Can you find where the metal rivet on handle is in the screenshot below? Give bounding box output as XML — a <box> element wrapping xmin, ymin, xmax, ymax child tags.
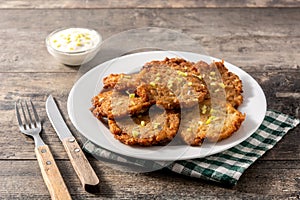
<box><xmin>46</xmin><ymin>161</ymin><xmax>51</xmax><ymax>165</ymax></box>
<box><xmin>41</xmin><ymin>149</ymin><xmax>47</xmax><ymax>153</ymax></box>
<box><xmin>69</xmin><ymin>138</ymin><xmax>75</xmax><ymax>143</ymax></box>
<box><xmin>74</xmin><ymin>148</ymin><xmax>80</xmax><ymax>152</ymax></box>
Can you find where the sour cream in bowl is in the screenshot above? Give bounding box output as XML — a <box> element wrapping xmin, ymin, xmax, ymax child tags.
<box><xmin>46</xmin><ymin>28</ymin><xmax>102</xmax><ymax>66</ymax></box>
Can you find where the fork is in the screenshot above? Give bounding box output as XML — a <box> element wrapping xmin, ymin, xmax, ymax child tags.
<box><xmin>16</xmin><ymin>100</ymin><xmax>72</xmax><ymax>200</ymax></box>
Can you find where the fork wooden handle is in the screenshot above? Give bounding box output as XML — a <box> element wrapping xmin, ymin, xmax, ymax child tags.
<box><xmin>62</xmin><ymin>137</ymin><xmax>99</xmax><ymax>190</ymax></box>
<box><xmin>35</xmin><ymin>145</ymin><xmax>72</xmax><ymax>200</ymax></box>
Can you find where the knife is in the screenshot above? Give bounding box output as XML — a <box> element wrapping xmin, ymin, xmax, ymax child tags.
<box><xmin>46</xmin><ymin>95</ymin><xmax>99</xmax><ymax>190</ymax></box>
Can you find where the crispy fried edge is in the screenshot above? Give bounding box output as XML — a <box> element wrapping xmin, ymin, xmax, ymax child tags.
<box><xmin>108</xmin><ymin>110</ymin><xmax>180</xmax><ymax>146</ymax></box>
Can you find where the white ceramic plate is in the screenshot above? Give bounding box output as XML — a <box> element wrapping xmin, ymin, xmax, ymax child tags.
<box><xmin>68</xmin><ymin>51</ymin><xmax>267</xmax><ymax>161</ymax></box>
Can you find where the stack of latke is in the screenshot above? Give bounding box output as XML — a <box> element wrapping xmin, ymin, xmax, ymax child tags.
<box><xmin>91</xmin><ymin>58</ymin><xmax>245</xmax><ymax>146</ymax></box>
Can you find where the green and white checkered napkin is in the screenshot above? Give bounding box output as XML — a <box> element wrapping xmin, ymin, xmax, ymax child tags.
<box><xmin>83</xmin><ymin>110</ymin><xmax>299</xmax><ymax>186</ymax></box>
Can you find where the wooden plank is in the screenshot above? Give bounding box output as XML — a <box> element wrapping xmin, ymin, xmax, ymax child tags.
<box><xmin>1</xmin><ymin>5</ymin><xmax>299</xmax><ymax>200</ymax></box>
<box><xmin>0</xmin><ymin>0</ymin><xmax>300</xmax><ymax>9</ymax></box>
<box><xmin>0</xmin><ymin>9</ymin><xmax>299</xmax><ymax>160</ymax></box>
<box><xmin>0</xmin><ymin>160</ymin><xmax>299</xmax><ymax>199</ymax></box>
<box><xmin>0</xmin><ymin>72</ymin><xmax>76</xmax><ymax>160</ymax></box>
<box><xmin>0</xmin><ymin>8</ymin><xmax>299</xmax><ymax>73</ymax></box>
<box><xmin>1</xmin><ymin>72</ymin><xmax>299</xmax><ymax>160</ymax></box>
<box><xmin>0</xmin><ymin>7</ymin><xmax>299</xmax><ymax>199</ymax></box>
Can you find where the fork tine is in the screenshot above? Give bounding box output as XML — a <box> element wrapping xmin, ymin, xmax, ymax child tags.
<box><xmin>25</xmin><ymin>101</ymin><xmax>32</xmax><ymax>124</ymax></box>
<box><xmin>30</xmin><ymin>100</ymin><xmax>40</xmax><ymax>124</ymax></box>
<box><xmin>25</xmin><ymin>100</ymin><xmax>34</xmax><ymax>128</ymax></box>
<box><xmin>15</xmin><ymin>101</ymin><xmax>23</xmax><ymax>127</ymax></box>
<box><xmin>20</xmin><ymin>101</ymin><xmax>28</xmax><ymax>127</ymax></box>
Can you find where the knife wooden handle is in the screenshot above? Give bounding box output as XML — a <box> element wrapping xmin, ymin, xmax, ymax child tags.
<box><xmin>62</xmin><ymin>137</ymin><xmax>99</xmax><ymax>190</ymax></box>
<box><xmin>35</xmin><ymin>145</ymin><xmax>72</xmax><ymax>200</ymax></box>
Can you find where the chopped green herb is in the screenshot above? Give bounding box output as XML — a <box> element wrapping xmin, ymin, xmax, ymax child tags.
<box><xmin>150</xmin><ymin>82</ymin><xmax>156</xmax><ymax>87</ymax></box>
<box><xmin>132</xmin><ymin>130</ymin><xmax>139</xmax><ymax>138</ymax></box>
<box><xmin>205</xmin><ymin>116</ymin><xmax>216</xmax><ymax>124</ymax></box>
<box><xmin>218</xmin><ymin>83</ymin><xmax>226</xmax><ymax>88</ymax></box>
<box><xmin>201</xmin><ymin>105</ymin><xmax>207</xmax><ymax>114</ymax></box>
<box><xmin>177</xmin><ymin>71</ymin><xmax>188</xmax><ymax>77</ymax></box>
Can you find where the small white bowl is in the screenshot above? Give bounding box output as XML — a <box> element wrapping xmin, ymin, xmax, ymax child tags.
<box><xmin>46</xmin><ymin>28</ymin><xmax>102</xmax><ymax>66</ymax></box>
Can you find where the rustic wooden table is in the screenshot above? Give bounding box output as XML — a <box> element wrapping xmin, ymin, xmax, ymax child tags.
<box><xmin>1</xmin><ymin>1</ymin><xmax>299</xmax><ymax>199</ymax></box>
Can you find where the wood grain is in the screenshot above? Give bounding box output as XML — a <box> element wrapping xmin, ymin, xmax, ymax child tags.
<box><xmin>35</xmin><ymin>145</ymin><xmax>72</xmax><ymax>200</ymax></box>
<box><xmin>1</xmin><ymin>71</ymin><xmax>299</xmax><ymax>160</ymax></box>
<box><xmin>0</xmin><ymin>9</ymin><xmax>299</xmax><ymax>73</ymax></box>
<box><xmin>1</xmin><ymin>6</ymin><xmax>299</xmax><ymax>200</ymax></box>
<box><xmin>62</xmin><ymin>137</ymin><xmax>99</xmax><ymax>190</ymax></box>
<box><xmin>0</xmin><ymin>160</ymin><xmax>299</xmax><ymax>199</ymax></box>
<box><xmin>0</xmin><ymin>0</ymin><xmax>299</xmax><ymax>9</ymax></box>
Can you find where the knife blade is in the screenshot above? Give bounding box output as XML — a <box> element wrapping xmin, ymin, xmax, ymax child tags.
<box><xmin>46</xmin><ymin>95</ymin><xmax>99</xmax><ymax>190</ymax></box>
